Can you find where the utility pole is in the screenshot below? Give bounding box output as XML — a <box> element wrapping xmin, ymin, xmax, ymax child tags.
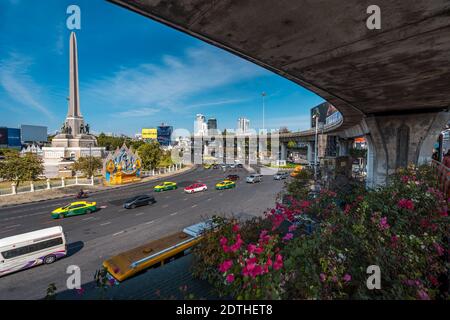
<box><xmin>313</xmin><ymin>114</ymin><xmax>319</xmax><ymax>181</ymax></box>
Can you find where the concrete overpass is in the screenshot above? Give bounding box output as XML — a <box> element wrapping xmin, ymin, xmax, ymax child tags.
<box><xmin>108</xmin><ymin>0</ymin><xmax>450</xmax><ymax>185</ymax></box>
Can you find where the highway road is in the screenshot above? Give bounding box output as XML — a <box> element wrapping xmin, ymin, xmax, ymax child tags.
<box><xmin>0</xmin><ymin>166</ymin><xmax>284</xmax><ymax>299</ymax></box>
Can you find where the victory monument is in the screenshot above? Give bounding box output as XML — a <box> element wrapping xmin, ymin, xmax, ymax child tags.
<box><xmin>43</xmin><ymin>32</ymin><xmax>104</xmax><ymax>177</ymax></box>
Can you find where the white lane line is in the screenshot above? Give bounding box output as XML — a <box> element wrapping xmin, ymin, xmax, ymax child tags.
<box><xmin>191</xmin><ymin>204</ymin><xmax>198</xmax><ymax>208</ymax></box>
<box><xmin>5</xmin><ymin>224</ymin><xmax>20</xmax><ymax>229</ymax></box>
<box><xmin>145</xmin><ymin>220</ymin><xmax>155</xmax><ymax>225</ymax></box>
<box><xmin>170</xmin><ymin>212</ymin><xmax>178</xmax><ymax>216</ymax></box>
<box><xmin>100</xmin><ymin>222</ymin><xmax>111</xmax><ymax>226</ymax></box>
<box><xmin>183</xmin><ymin>198</ymin><xmax>188</xmax><ymax>201</ymax></box>
<box><xmin>135</xmin><ymin>212</ymin><xmax>145</xmax><ymax>216</ymax></box>
<box><xmin>207</xmin><ymin>198</ymin><xmax>212</xmax><ymax>201</ymax></box>
<box><xmin>162</xmin><ymin>204</ymin><xmax>169</xmax><ymax>208</ymax></box>
<box><xmin>113</xmin><ymin>230</ymin><xmax>125</xmax><ymax>236</ymax></box>
<box><xmin>82</xmin><ymin>217</ymin><xmax>95</xmax><ymax>221</ymax></box>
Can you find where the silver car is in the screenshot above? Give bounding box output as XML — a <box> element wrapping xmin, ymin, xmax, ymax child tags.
<box><xmin>246</xmin><ymin>174</ymin><xmax>262</xmax><ymax>183</ymax></box>
<box><xmin>274</xmin><ymin>172</ymin><xmax>289</xmax><ymax>180</ymax></box>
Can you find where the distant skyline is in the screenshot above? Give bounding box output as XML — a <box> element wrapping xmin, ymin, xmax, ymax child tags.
<box><xmin>0</xmin><ymin>0</ymin><xmax>324</xmax><ymax>136</ymax></box>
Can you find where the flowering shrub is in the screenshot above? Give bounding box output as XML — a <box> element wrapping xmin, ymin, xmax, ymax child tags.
<box><xmin>192</xmin><ymin>165</ymin><xmax>448</xmax><ymax>300</ymax></box>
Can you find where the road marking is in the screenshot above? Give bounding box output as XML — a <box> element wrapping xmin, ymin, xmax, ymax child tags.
<box><xmin>170</xmin><ymin>212</ymin><xmax>178</xmax><ymax>216</ymax></box>
<box><xmin>145</xmin><ymin>220</ymin><xmax>155</xmax><ymax>225</ymax></box>
<box><xmin>191</xmin><ymin>204</ymin><xmax>198</xmax><ymax>208</ymax></box>
<box><xmin>5</xmin><ymin>224</ymin><xmax>20</xmax><ymax>229</ymax></box>
<box><xmin>100</xmin><ymin>222</ymin><xmax>111</xmax><ymax>226</ymax></box>
<box><xmin>82</xmin><ymin>217</ymin><xmax>95</xmax><ymax>221</ymax></box>
<box><xmin>183</xmin><ymin>198</ymin><xmax>188</xmax><ymax>201</ymax></box>
<box><xmin>207</xmin><ymin>198</ymin><xmax>212</xmax><ymax>201</ymax></box>
<box><xmin>162</xmin><ymin>204</ymin><xmax>169</xmax><ymax>208</ymax></box>
<box><xmin>113</xmin><ymin>230</ymin><xmax>125</xmax><ymax>236</ymax></box>
<box><xmin>219</xmin><ymin>193</ymin><xmax>224</xmax><ymax>196</ymax></box>
<box><xmin>135</xmin><ymin>212</ymin><xmax>145</xmax><ymax>216</ymax></box>
<box><xmin>118</xmin><ymin>209</ymin><xmax>126</xmax><ymax>212</ymax></box>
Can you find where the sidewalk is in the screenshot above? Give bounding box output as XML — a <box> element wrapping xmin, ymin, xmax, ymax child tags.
<box><xmin>0</xmin><ymin>165</ymin><xmax>194</xmax><ymax>208</ymax></box>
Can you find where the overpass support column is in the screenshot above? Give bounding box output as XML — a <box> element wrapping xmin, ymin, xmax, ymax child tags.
<box><xmin>307</xmin><ymin>141</ymin><xmax>314</xmax><ymax>163</ymax></box>
<box><xmin>338</xmin><ymin>139</ymin><xmax>351</xmax><ymax>156</ymax></box>
<box><xmin>280</xmin><ymin>142</ymin><xmax>287</xmax><ymax>161</ymax></box>
<box><xmin>364</xmin><ymin>110</ymin><xmax>449</xmax><ymax>187</ymax></box>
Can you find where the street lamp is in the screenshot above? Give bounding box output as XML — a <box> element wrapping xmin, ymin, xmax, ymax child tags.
<box><xmin>312</xmin><ymin>114</ymin><xmax>319</xmax><ymax>181</ymax></box>
<box><xmin>261</xmin><ymin>92</ymin><xmax>266</xmax><ymax>132</ymax></box>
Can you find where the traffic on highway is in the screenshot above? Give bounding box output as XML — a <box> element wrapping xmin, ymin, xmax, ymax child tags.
<box><xmin>0</xmin><ymin>166</ymin><xmax>285</xmax><ymax>298</ymax></box>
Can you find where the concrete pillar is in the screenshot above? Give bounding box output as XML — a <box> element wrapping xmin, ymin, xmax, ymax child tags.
<box><xmin>91</xmin><ymin>176</ymin><xmax>94</xmax><ymax>186</ymax></box>
<box><xmin>11</xmin><ymin>183</ymin><xmax>16</xmax><ymax>195</ymax></box>
<box><xmin>364</xmin><ymin>110</ymin><xmax>449</xmax><ymax>187</ymax></box>
<box><xmin>61</xmin><ymin>177</ymin><xmax>65</xmax><ymax>187</ymax></box>
<box><xmin>30</xmin><ymin>182</ymin><xmax>34</xmax><ymax>192</ymax></box>
<box><xmin>280</xmin><ymin>142</ymin><xmax>287</xmax><ymax>161</ymax></box>
<box><xmin>307</xmin><ymin>141</ymin><xmax>314</xmax><ymax>163</ymax></box>
<box><xmin>338</xmin><ymin>139</ymin><xmax>351</xmax><ymax>156</ymax></box>
<box><xmin>75</xmin><ymin>176</ymin><xmax>79</xmax><ymax>185</ymax></box>
<box><xmin>46</xmin><ymin>178</ymin><xmax>51</xmax><ymax>189</ymax></box>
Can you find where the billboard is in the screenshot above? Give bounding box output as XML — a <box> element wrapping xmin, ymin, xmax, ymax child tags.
<box><xmin>0</xmin><ymin>128</ymin><xmax>8</xmax><ymax>145</ymax></box>
<box><xmin>310</xmin><ymin>102</ymin><xmax>330</xmax><ymax>128</ymax></box>
<box><xmin>21</xmin><ymin>125</ymin><xmax>47</xmax><ymax>142</ymax></box>
<box><xmin>141</xmin><ymin>128</ymin><xmax>157</xmax><ymax>139</ymax></box>
<box><xmin>157</xmin><ymin>125</ymin><xmax>173</xmax><ymax>146</ymax></box>
<box><xmin>7</xmin><ymin>128</ymin><xmax>21</xmax><ymax>147</ymax></box>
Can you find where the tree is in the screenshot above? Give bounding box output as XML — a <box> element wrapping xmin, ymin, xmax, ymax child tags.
<box><xmin>137</xmin><ymin>142</ymin><xmax>163</xmax><ymax>170</ymax></box>
<box><xmin>72</xmin><ymin>156</ymin><xmax>103</xmax><ymax>177</ymax></box>
<box><xmin>287</xmin><ymin>140</ymin><xmax>297</xmax><ymax>149</ymax></box>
<box><xmin>279</xmin><ymin>127</ymin><xmax>290</xmax><ymax>134</ymax></box>
<box><xmin>0</xmin><ymin>152</ymin><xmax>44</xmax><ymax>187</ymax></box>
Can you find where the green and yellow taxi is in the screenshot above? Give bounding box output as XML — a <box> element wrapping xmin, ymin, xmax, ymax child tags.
<box><xmin>203</xmin><ymin>164</ymin><xmax>212</xmax><ymax>169</ymax></box>
<box><xmin>51</xmin><ymin>201</ymin><xmax>97</xmax><ymax>219</ymax></box>
<box><xmin>154</xmin><ymin>181</ymin><xmax>178</xmax><ymax>192</ymax></box>
<box><xmin>215</xmin><ymin>180</ymin><xmax>236</xmax><ymax>190</ymax></box>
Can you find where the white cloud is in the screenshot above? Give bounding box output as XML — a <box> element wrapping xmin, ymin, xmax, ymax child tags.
<box><xmin>0</xmin><ymin>53</ymin><xmax>54</xmax><ymax>119</ymax></box>
<box><xmin>113</xmin><ymin>107</ymin><xmax>160</xmax><ymax>118</ymax></box>
<box><xmin>82</xmin><ymin>46</ymin><xmax>267</xmax><ymax>116</ymax></box>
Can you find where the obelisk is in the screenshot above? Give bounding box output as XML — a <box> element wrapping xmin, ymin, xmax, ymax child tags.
<box><xmin>66</xmin><ymin>31</ymin><xmax>84</xmax><ymax>136</ymax></box>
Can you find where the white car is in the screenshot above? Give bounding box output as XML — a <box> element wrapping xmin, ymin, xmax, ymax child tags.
<box><xmin>184</xmin><ymin>183</ymin><xmax>208</xmax><ymax>194</ymax></box>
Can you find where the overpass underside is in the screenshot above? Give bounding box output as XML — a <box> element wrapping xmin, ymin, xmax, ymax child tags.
<box><xmin>109</xmin><ymin>0</ymin><xmax>450</xmax><ymax>186</ymax></box>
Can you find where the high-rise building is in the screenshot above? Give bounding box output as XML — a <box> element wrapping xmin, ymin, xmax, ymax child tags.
<box><xmin>157</xmin><ymin>124</ymin><xmax>173</xmax><ymax>146</ymax></box>
<box><xmin>237</xmin><ymin>117</ymin><xmax>250</xmax><ymax>134</ymax></box>
<box><xmin>195</xmin><ymin>114</ymin><xmax>208</xmax><ymax>136</ymax></box>
<box><xmin>207</xmin><ymin>118</ymin><xmax>218</xmax><ymax>135</ymax></box>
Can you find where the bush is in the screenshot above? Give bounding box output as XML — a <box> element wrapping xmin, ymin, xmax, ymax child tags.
<box><xmin>192</xmin><ymin>165</ymin><xmax>449</xmax><ymax>300</ymax></box>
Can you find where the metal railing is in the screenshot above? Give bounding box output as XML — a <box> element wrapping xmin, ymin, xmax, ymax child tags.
<box><xmin>431</xmin><ymin>160</ymin><xmax>450</xmax><ymax>198</ymax></box>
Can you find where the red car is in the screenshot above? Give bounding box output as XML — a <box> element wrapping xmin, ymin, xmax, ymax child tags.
<box><xmin>225</xmin><ymin>174</ymin><xmax>240</xmax><ymax>181</ymax></box>
<box><xmin>184</xmin><ymin>183</ymin><xmax>208</xmax><ymax>194</ymax></box>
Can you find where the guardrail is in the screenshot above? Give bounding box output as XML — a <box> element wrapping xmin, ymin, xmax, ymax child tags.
<box><xmin>431</xmin><ymin>160</ymin><xmax>450</xmax><ymax>198</ymax></box>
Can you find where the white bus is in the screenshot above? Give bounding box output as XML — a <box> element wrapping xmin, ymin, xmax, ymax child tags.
<box><xmin>0</xmin><ymin>226</ymin><xmax>67</xmax><ymax>277</ymax></box>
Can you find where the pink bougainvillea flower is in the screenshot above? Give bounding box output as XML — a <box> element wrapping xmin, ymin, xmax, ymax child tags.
<box><xmin>428</xmin><ymin>275</ymin><xmax>439</xmax><ymax>287</ymax></box>
<box><xmin>433</xmin><ymin>243</ymin><xmax>445</xmax><ymax>256</ymax></box>
<box><xmin>343</xmin><ymin>274</ymin><xmax>352</xmax><ymax>283</ymax></box>
<box><xmin>232</xmin><ymin>224</ymin><xmax>240</xmax><ymax>233</ymax></box>
<box><xmin>391</xmin><ymin>235</ymin><xmax>399</xmax><ymax>248</ymax></box>
<box><xmin>219</xmin><ymin>236</ymin><xmax>228</xmax><ymax>246</ymax></box>
<box><xmin>379</xmin><ymin>217</ymin><xmax>390</xmax><ymax>230</ymax></box>
<box><xmin>417</xmin><ymin>289</ymin><xmax>430</xmax><ymax>300</ymax></box>
<box><xmin>320</xmin><ymin>273</ymin><xmax>326</xmax><ymax>282</ymax></box>
<box><xmin>288</xmin><ymin>224</ymin><xmax>297</xmax><ymax>232</ymax></box>
<box><xmin>282</xmin><ymin>232</ymin><xmax>294</xmax><ymax>242</ymax></box>
<box><xmin>229</xmin><ymin>234</ymin><xmax>243</xmax><ymax>252</ymax></box>
<box><xmin>344</xmin><ymin>204</ymin><xmax>351</xmax><ymax>215</ymax></box>
<box><xmin>397</xmin><ymin>198</ymin><xmax>414</xmax><ymax>210</ymax></box>
<box><xmin>219</xmin><ymin>260</ymin><xmax>233</xmax><ymax>273</ymax></box>
<box><xmin>401</xmin><ymin>175</ymin><xmax>409</xmax><ymax>183</ymax></box>
<box><xmin>273</xmin><ymin>254</ymin><xmax>283</xmax><ymax>270</ymax></box>
<box><xmin>226</xmin><ymin>273</ymin><xmax>235</xmax><ymax>283</ymax></box>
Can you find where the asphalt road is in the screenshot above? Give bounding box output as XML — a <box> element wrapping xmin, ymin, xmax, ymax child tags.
<box><xmin>0</xmin><ymin>166</ymin><xmax>284</xmax><ymax>299</ymax></box>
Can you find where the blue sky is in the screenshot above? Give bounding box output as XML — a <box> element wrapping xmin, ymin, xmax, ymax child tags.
<box><xmin>0</xmin><ymin>0</ymin><xmax>324</xmax><ymax>136</ymax></box>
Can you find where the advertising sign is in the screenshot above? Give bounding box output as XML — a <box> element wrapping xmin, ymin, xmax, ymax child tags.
<box><xmin>141</xmin><ymin>128</ymin><xmax>157</xmax><ymax>139</ymax></box>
